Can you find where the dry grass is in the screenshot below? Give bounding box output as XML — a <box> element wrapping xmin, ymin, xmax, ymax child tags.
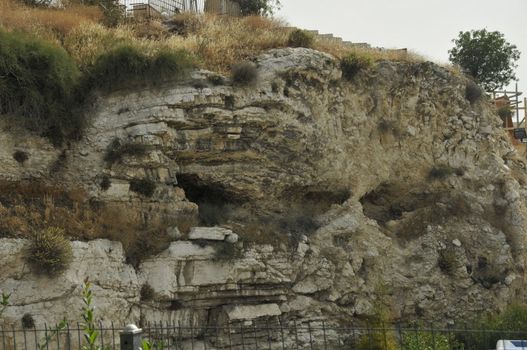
<box><xmin>61</xmin><ymin>14</ymin><xmax>291</xmax><ymax>72</ymax></box>
<box><xmin>0</xmin><ymin>180</ymin><xmax>196</xmax><ymax>266</ymax></box>
<box><xmin>314</xmin><ymin>37</ymin><xmax>423</xmax><ymax>62</ymax></box>
<box><xmin>1</xmin><ymin>0</ymin><xmax>423</xmax><ymax>74</ymax></box>
<box><xmin>62</xmin><ymin>14</ymin><xmax>423</xmax><ymax>74</ymax></box>
<box><xmin>0</xmin><ymin>180</ymin><xmax>126</xmax><ymax>240</ymax></box>
<box><xmin>0</xmin><ymin>0</ymin><xmax>102</xmax><ymax>42</ymax></box>
<box><xmin>163</xmin><ymin>14</ymin><xmax>290</xmax><ymax>73</ymax></box>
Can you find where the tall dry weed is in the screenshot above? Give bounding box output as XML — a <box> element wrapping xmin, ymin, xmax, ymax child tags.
<box><xmin>0</xmin><ymin>0</ymin><xmax>102</xmax><ymax>40</ymax></box>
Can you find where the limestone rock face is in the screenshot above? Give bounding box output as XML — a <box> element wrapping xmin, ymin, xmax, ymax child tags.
<box><xmin>1</xmin><ymin>47</ymin><xmax>527</xmax><ymax>338</ymax></box>
<box><xmin>0</xmin><ymin>239</ymin><xmax>139</xmax><ymax>326</ymax></box>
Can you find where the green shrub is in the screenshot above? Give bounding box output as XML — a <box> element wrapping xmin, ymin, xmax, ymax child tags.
<box><xmin>378</xmin><ymin>119</ymin><xmax>400</xmax><ymax>136</ymax></box>
<box><xmin>356</xmin><ymin>328</ymin><xmax>398</xmax><ymax>350</ymax></box>
<box><xmin>0</xmin><ymin>29</ymin><xmax>81</xmax><ymax>143</ymax></box>
<box><xmin>21</xmin><ymin>313</ymin><xmax>35</xmax><ymax>329</ymax></box>
<box><xmin>287</xmin><ymin>29</ymin><xmax>314</xmax><ymax>48</ymax></box>
<box><xmin>428</xmin><ymin>165</ymin><xmax>456</xmax><ymax>180</ymax></box>
<box><xmin>341</xmin><ymin>53</ymin><xmax>373</xmax><ymax>80</ymax></box>
<box><xmin>207</xmin><ymin>74</ymin><xmax>225</xmax><ymax>86</ymax></box>
<box><xmin>100</xmin><ymin>176</ymin><xmax>111</xmax><ymax>191</ymax></box>
<box><xmin>213</xmin><ymin>242</ymin><xmax>242</xmax><ymax>261</ymax></box>
<box><xmin>462</xmin><ymin>302</ymin><xmax>527</xmax><ymax>350</ymax></box>
<box><xmin>497</xmin><ymin>105</ymin><xmax>512</xmax><ymax>120</ymax></box>
<box><xmin>438</xmin><ymin>248</ymin><xmax>458</xmax><ymax>275</ymax></box>
<box><xmin>81</xmin><ymin>46</ymin><xmax>196</xmax><ymax>93</ymax></box>
<box><xmin>13</xmin><ymin>150</ymin><xmax>29</xmax><ymax>164</ymax></box>
<box><xmin>402</xmin><ymin>330</ymin><xmax>463</xmax><ymax>350</ymax></box>
<box><xmin>465</xmin><ymin>81</ymin><xmax>483</xmax><ymax>104</ymax></box>
<box><xmin>231</xmin><ymin>61</ymin><xmax>258</xmax><ymax>86</ymax></box>
<box><xmin>129</xmin><ymin>178</ymin><xmax>156</xmax><ymax>197</ymax></box>
<box><xmin>124</xmin><ymin>230</ymin><xmax>171</xmax><ymax>268</ymax></box>
<box><xmin>25</xmin><ymin>227</ymin><xmax>73</xmax><ymax>276</ymax></box>
<box><xmin>140</xmin><ymin>283</ymin><xmax>155</xmax><ymax>301</ymax></box>
<box><xmin>104</xmin><ymin>138</ymin><xmax>148</xmax><ymax>164</ymax></box>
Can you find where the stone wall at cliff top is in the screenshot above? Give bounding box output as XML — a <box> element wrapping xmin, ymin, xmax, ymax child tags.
<box><xmin>1</xmin><ymin>47</ymin><xmax>527</xmax><ymax>337</ymax></box>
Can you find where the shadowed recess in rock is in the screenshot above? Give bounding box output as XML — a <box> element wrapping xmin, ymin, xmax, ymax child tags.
<box><xmin>177</xmin><ymin>173</ymin><xmax>244</xmax><ymax>226</ymax></box>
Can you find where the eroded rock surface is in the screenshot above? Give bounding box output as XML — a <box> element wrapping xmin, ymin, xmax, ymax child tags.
<box><xmin>1</xmin><ymin>48</ymin><xmax>527</xmax><ymax>342</ymax></box>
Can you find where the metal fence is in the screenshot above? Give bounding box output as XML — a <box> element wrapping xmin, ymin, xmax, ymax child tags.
<box><xmin>118</xmin><ymin>0</ymin><xmax>241</xmax><ymax>18</ymax></box>
<box><xmin>2</xmin><ymin>320</ymin><xmax>527</xmax><ymax>350</ymax></box>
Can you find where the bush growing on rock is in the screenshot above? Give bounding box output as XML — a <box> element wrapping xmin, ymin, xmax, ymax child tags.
<box><xmin>104</xmin><ymin>138</ymin><xmax>148</xmax><ymax>164</ymax></box>
<box><xmin>140</xmin><ymin>283</ymin><xmax>155</xmax><ymax>301</ymax></box>
<box><xmin>13</xmin><ymin>150</ymin><xmax>29</xmax><ymax>164</ymax></box>
<box><xmin>340</xmin><ymin>52</ymin><xmax>373</xmax><ymax>80</ymax></box>
<box><xmin>100</xmin><ymin>176</ymin><xmax>111</xmax><ymax>191</ymax></box>
<box><xmin>437</xmin><ymin>248</ymin><xmax>458</xmax><ymax>275</ymax></box>
<box><xmin>287</xmin><ymin>29</ymin><xmax>314</xmax><ymax>48</ymax></box>
<box><xmin>0</xmin><ymin>293</ymin><xmax>9</xmax><ymax>317</ymax></box>
<box><xmin>231</xmin><ymin>61</ymin><xmax>258</xmax><ymax>86</ymax></box>
<box><xmin>0</xmin><ymin>29</ymin><xmax>81</xmax><ymax>144</ymax></box>
<box><xmin>497</xmin><ymin>105</ymin><xmax>512</xmax><ymax>120</ymax></box>
<box><xmin>25</xmin><ymin>227</ymin><xmax>73</xmax><ymax>276</ymax></box>
<box><xmin>428</xmin><ymin>165</ymin><xmax>460</xmax><ymax>180</ymax></box>
<box><xmin>21</xmin><ymin>313</ymin><xmax>35</xmax><ymax>329</ymax></box>
<box><xmin>129</xmin><ymin>178</ymin><xmax>156</xmax><ymax>197</ymax></box>
<box><xmin>207</xmin><ymin>74</ymin><xmax>226</xmax><ymax>86</ymax></box>
<box><xmin>80</xmin><ymin>45</ymin><xmax>197</xmax><ymax>93</ymax></box>
<box><xmin>213</xmin><ymin>241</ymin><xmax>243</xmax><ymax>261</ymax></box>
<box><xmin>465</xmin><ymin>81</ymin><xmax>483</xmax><ymax>104</ymax></box>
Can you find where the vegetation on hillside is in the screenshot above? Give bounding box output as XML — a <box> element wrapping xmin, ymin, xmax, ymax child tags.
<box><xmin>0</xmin><ymin>0</ymin><xmax>423</xmax><ymax>143</ymax></box>
<box><xmin>449</xmin><ymin>29</ymin><xmax>521</xmax><ymax>91</ymax></box>
<box><xmin>25</xmin><ymin>227</ymin><xmax>73</xmax><ymax>276</ymax></box>
<box><xmin>0</xmin><ymin>179</ymin><xmax>183</xmax><ymax>266</ymax></box>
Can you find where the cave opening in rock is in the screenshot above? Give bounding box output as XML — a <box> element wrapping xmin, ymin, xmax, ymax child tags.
<box><xmin>360</xmin><ymin>184</ymin><xmax>405</xmax><ymax>225</ymax></box>
<box><xmin>177</xmin><ymin>174</ymin><xmax>242</xmax><ymax>226</ymax></box>
<box><xmin>359</xmin><ymin>183</ymin><xmax>444</xmax><ymax>225</ymax></box>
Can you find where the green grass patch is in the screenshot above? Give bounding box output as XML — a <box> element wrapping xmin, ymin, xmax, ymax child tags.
<box><xmin>129</xmin><ymin>178</ymin><xmax>156</xmax><ymax>197</ymax></box>
<box><xmin>81</xmin><ymin>45</ymin><xmax>197</xmax><ymax>93</ymax></box>
<box><xmin>0</xmin><ymin>30</ymin><xmax>197</xmax><ymax>144</ymax></box>
<box><xmin>0</xmin><ymin>29</ymin><xmax>81</xmax><ymax>144</ymax></box>
<box><xmin>340</xmin><ymin>52</ymin><xmax>373</xmax><ymax>80</ymax></box>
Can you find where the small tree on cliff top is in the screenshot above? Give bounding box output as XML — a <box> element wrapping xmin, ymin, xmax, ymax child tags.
<box><xmin>448</xmin><ymin>29</ymin><xmax>520</xmax><ymax>91</ymax></box>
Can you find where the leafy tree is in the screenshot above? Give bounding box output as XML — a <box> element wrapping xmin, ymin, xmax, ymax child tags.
<box><xmin>448</xmin><ymin>29</ymin><xmax>520</xmax><ymax>91</ymax></box>
<box><xmin>232</xmin><ymin>0</ymin><xmax>280</xmax><ymax>16</ymax></box>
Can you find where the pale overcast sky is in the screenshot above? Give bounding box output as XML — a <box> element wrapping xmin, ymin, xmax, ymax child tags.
<box><xmin>278</xmin><ymin>0</ymin><xmax>527</xmax><ymax>93</ymax></box>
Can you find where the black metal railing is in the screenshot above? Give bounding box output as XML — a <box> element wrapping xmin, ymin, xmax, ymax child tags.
<box><xmin>2</xmin><ymin>320</ymin><xmax>527</xmax><ymax>350</ymax></box>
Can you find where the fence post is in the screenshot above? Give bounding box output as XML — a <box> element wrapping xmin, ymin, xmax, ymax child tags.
<box><xmin>120</xmin><ymin>324</ymin><xmax>143</xmax><ymax>350</ymax></box>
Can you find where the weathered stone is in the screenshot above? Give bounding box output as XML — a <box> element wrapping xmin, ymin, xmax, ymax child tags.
<box><xmin>225</xmin><ymin>233</ymin><xmax>239</xmax><ymax>243</ymax></box>
<box><xmin>223</xmin><ymin>304</ymin><xmax>282</xmax><ymax>321</ymax></box>
<box><xmin>188</xmin><ymin>227</ymin><xmax>233</xmax><ymax>241</ymax></box>
<box><xmin>167</xmin><ymin>226</ymin><xmax>182</xmax><ymax>240</ymax></box>
<box><xmin>0</xmin><ymin>46</ymin><xmax>526</xmax><ymax>334</ymax></box>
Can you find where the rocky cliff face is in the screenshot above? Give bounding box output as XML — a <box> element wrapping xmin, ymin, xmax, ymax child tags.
<box><xmin>1</xmin><ymin>48</ymin><xmax>527</xmax><ymax>338</ymax></box>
